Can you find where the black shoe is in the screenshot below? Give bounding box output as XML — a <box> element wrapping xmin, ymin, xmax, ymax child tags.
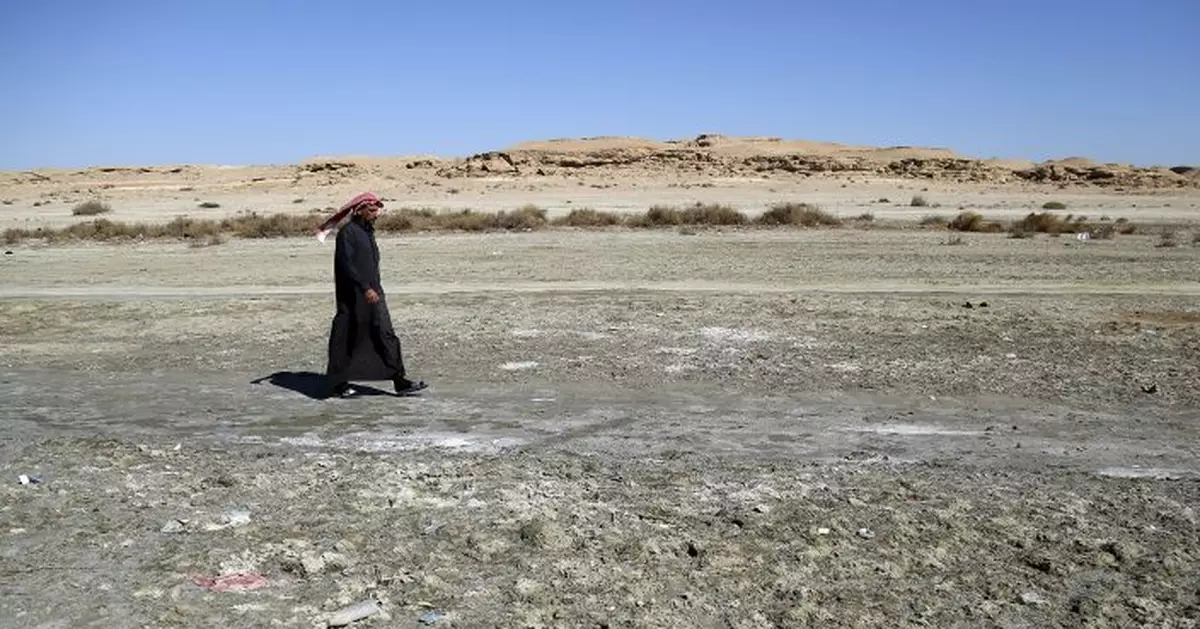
<box><xmin>394</xmin><ymin>378</ymin><xmax>428</xmax><ymax>396</ymax></box>
<box><xmin>330</xmin><ymin>382</ymin><xmax>357</xmax><ymax>398</ymax></box>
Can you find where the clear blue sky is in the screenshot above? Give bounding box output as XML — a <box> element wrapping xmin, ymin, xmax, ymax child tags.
<box><xmin>1</xmin><ymin>0</ymin><xmax>1197</xmax><ymax>169</ymax></box>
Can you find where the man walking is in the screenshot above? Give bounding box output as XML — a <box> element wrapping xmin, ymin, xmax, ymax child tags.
<box><xmin>322</xmin><ymin>192</ymin><xmax>426</xmax><ymax>398</ymax></box>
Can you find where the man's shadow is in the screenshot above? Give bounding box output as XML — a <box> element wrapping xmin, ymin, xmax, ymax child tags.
<box><xmin>251</xmin><ymin>371</ymin><xmax>393</xmax><ymax>400</ymax></box>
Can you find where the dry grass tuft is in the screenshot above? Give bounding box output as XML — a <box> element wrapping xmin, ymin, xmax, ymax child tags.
<box><xmin>72</xmin><ymin>200</ymin><xmax>111</xmax><ymax>216</ymax></box>
<box><xmin>756</xmin><ymin>203</ymin><xmax>841</xmax><ymax>227</ymax></box>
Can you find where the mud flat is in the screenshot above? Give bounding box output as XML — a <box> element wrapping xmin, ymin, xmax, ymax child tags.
<box><xmin>1</xmin><ymin>225</ymin><xmax>1198</xmax><ymax>628</ymax></box>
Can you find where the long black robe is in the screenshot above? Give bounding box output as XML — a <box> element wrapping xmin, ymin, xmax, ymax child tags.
<box><xmin>325</xmin><ymin>217</ymin><xmax>406</xmax><ymax>385</ymax></box>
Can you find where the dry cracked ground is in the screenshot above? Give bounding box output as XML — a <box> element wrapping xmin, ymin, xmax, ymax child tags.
<box><xmin>1</xmin><ymin>226</ymin><xmax>1198</xmax><ymax>629</ymax></box>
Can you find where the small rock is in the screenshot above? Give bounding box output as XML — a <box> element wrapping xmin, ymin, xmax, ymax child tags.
<box><xmin>1141</xmin><ymin>382</ymin><xmax>1158</xmax><ymax>394</ymax></box>
<box><xmin>419</xmin><ymin>611</ymin><xmax>444</xmax><ymax>625</ymax></box>
<box><xmin>4</xmin><ymin>251</ymin><xmax>12</xmax><ymax>255</ymax></box>
<box><xmin>161</xmin><ymin>519</ymin><xmax>186</xmax><ymax>534</ymax></box>
<box><xmin>962</xmin><ymin>301</ymin><xmax>974</xmax><ymax>309</ymax></box>
<box><xmin>1019</xmin><ymin>591</ymin><xmax>1048</xmax><ymax>606</ymax></box>
<box><xmin>1005</xmin><ymin>353</ymin><xmax>1018</xmax><ymax>359</ymax></box>
<box><xmin>752</xmin><ymin>504</ymin><xmax>771</xmax><ymax>515</ymax></box>
<box><xmin>979</xmin><ymin>301</ymin><xmax>989</xmax><ymax>308</ymax></box>
<box><xmin>857</xmin><ymin>528</ymin><xmax>876</xmax><ymax>540</ymax></box>
<box><xmin>301</xmin><ymin>553</ymin><xmax>327</xmax><ymax>576</ymax></box>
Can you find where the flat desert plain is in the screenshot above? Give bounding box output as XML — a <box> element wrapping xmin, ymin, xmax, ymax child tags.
<box><xmin>1</xmin><ymin>136</ymin><xmax>1198</xmax><ymax>628</ymax></box>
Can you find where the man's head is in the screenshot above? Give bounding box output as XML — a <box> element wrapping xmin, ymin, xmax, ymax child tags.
<box><xmin>356</xmin><ymin>197</ymin><xmax>384</xmax><ymax>222</ymax></box>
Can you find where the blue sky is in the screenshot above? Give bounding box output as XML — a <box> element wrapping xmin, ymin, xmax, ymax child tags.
<box><xmin>1</xmin><ymin>0</ymin><xmax>1197</xmax><ymax>169</ymax></box>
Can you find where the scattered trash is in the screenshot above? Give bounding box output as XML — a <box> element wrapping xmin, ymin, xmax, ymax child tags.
<box><xmin>326</xmin><ymin>599</ymin><xmax>382</xmax><ymax>627</ymax></box>
<box><xmin>1005</xmin><ymin>353</ymin><xmax>1018</xmax><ymax>359</ymax></box>
<box><xmin>191</xmin><ymin>572</ymin><xmax>268</xmax><ymax>592</ymax></box>
<box><xmin>857</xmin><ymin>528</ymin><xmax>876</xmax><ymax>540</ymax></box>
<box><xmin>17</xmin><ymin>475</ymin><xmax>41</xmax><ymax>486</ymax></box>
<box><xmin>419</xmin><ymin>611</ymin><xmax>444</xmax><ymax>625</ymax></box>
<box><xmin>816</xmin><ymin>527</ymin><xmax>831</xmax><ymax>536</ymax></box>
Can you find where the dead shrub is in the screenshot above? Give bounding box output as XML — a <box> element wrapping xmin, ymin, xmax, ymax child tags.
<box><xmin>756</xmin><ymin>203</ymin><xmax>841</xmax><ymax>227</ymax></box>
<box><xmin>436</xmin><ymin>209</ymin><xmax>498</xmax><ymax>231</ymax></box>
<box><xmin>910</xmin><ymin>195</ymin><xmax>929</xmax><ymax>207</ymax></box>
<box><xmin>948</xmin><ymin>211</ymin><xmax>1004</xmax><ymax>233</ymax></box>
<box><xmin>220</xmin><ymin>212</ymin><xmax>308</xmax><ymax>238</ymax></box>
<box><xmin>551</xmin><ymin>208</ymin><xmax>624</xmax><ymax>227</ymax></box>
<box><xmin>376</xmin><ymin>208</ymin><xmax>438</xmax><ymax>232</ymax></box>
<box><xmin>680</xmin><ymin>203</ymin><xmax>747</xmax><ymax>226</ymax></box>
<box><xmin>629</xmin><ymin>205</ymin><xmax>683</xmax><ymax>227</ymax></box>
<box><xmin>1156</xmin><ymin>230</ymin><xmax>1179</xmax><ymax>248</ymax></box>
<box><xmin>496</xmin><ymin>204</ymin><xmax>548</xmax><ymax>230</ymax></box>
<box><xmin>73</xmin><ymin>200</ymin><xmax>111</xmax><ymax>216</ymax></box>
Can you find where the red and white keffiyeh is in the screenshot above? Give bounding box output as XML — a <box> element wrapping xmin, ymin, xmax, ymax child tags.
<box><xmin>314</xmin><ymin>192</ymin><xmax>382</xmax><ymax>243</ymax></box>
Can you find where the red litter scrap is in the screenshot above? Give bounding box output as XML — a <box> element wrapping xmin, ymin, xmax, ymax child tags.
<box><xmin>191</xmin><ymin>572</ymin><xmax>268</xmax><ymax>592</ymax></box>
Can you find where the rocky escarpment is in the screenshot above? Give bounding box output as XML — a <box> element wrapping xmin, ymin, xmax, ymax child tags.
<box><xmin>430</xmin><ymin>136</ymin><xmax>1198</xmax><ymax>189</ymax></box>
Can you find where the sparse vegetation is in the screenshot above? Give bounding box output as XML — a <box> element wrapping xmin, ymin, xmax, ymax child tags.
<box><xmin>198</xmin><ymin>201</ymin><xmax>221</xmax><ymax>209</ymax></box>
<box><xmin>1042</xmin><ymin>201</ymin><xmax>1067</xmax><ymax>210</ymax></box>
<box><xmin>755</xmin><ymin>203</ymin><xmax>841</xmax><ymax>227</ymax></box>
<box><xmin>910</xmin><ymin>195</ymin><xmax>929</xmax><ymax>207</ymax></box>
<box><xmin>72</xmin><ymin>200</ymin><xmax>111</xmax><ymax>216</ymax></box>
<box><xmin>0</xmin><ymin>202</ymin><xmax>1156</xmax><ymax>245</ymax></box>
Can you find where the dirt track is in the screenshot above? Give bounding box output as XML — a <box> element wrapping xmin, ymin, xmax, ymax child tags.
<box><xmin>1</xmin><ymin>224</ymin><xmax>1198</xmax><ymax>628</ymax></box>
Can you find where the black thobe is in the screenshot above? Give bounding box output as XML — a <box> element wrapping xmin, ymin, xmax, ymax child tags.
<box><xmin>325</xmin><ymin>217</ymin><xmax>406</xmax><ymax>386</ymax></box>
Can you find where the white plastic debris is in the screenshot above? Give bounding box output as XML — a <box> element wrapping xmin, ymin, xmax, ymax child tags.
<box><xmin>326</xmin><ymin>599</ymin><xmax>381</xmax><ymax>627</ymax></box>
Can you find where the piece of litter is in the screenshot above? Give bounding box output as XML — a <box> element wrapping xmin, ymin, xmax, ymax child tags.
<box><xmin>816</xmin><ymin>527</ymin><xmax>831</xmax><ymax>536</ymax></box>
<box><xmin>191</xmin><ymin>572</ymin><xmax>268</xmax><ymax>592</ymax></box>
<box><xmin>17</xmin><ymin>475</ymin><xmax>40</xmax><ymax>486</ymax></box>
<box><xmin>419</xmin><ymin>611</ymin><xmax>444</xmax><ymax>625</ymax></box>
<box><xmin>857</xmin><ymin>528</ymin><xmax>876</xmax><ymax>540</ymax></box>
<box><xmin>327</xmin><ymin>599</ymin><xmax>381</xmax><ymax>627</ymax></box>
